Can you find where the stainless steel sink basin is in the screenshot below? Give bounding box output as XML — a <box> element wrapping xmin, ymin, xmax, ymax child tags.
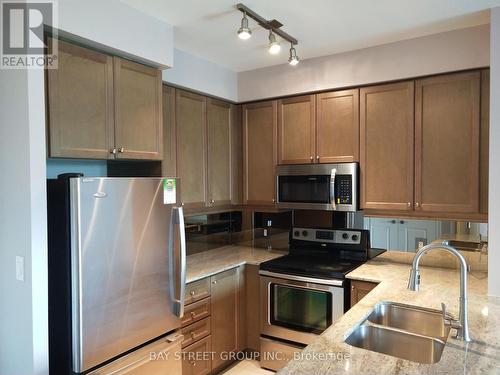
<box><xmin>442</xmin><ymin>239</ymin><xmax>483</xmax><ymax>252</ymax></box>
<box><xmin>345</xmin><ymin>302</ymin><xmax>451</xmax><ymax>364</ymax></box>
<box><xmin>367</xmin><ymin>302</ymin><xmax>450</xmax><ymax>341</ymax></box>
<box><xmin>345</xmin><ymin>325</ymin><xmax>447</xmax><ymax>364</ymax></box>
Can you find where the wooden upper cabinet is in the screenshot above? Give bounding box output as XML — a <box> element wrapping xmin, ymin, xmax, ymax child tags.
<box><xmin>207</xmin><ymin>98</ymin><xmax>232</xmax><ymax>206</ymax></box>
<box><xmin>46</xmin><ymin>38</ymin><xmax>114</xmax><ymax>159</ymax></box>
<box><xmin>210</xmin><ymin>268</ymin><xmax>239</xmax><ymax>373</ymax></box>
<box><xmin>316</xmin><ymin>89</ymin><xmax>360</xmax><ymax>163</ymax></box>
<box><xmin>242</xmin><ymin>101</ymin><xmax>278</xmax><ymax>206</ymax></box>
<box><xmin>113</xmin><ymin>57</ymin><xmax>162</xmax><ymax>160</ymax></box>
<box><xmin>176</xmin><ymin>90</ymin><xmax>207</xmax><ymax>208</ymax></box>
<box><xmin>277</xmin><ymin>95</ymin><xmax>316</xmax><ymax>164</ymax></box>
<box><xmin>360</xmin><ymin>82</ymin><xmax>415</xmax><ymax>211</ymax></box>
<box><xmin>415</xmin><ymin>72</ymin><xmax>480</xmax><ymax>213</ymax></box>
<box><xmin>162</xmin><ymin>85</ymin><xmax>177</xmax><ymax>177</ymax></box>
<box><xmin>480</xmin><ymin>69</ymin><xmax>490</xmax><ymax>214</ymax></box>
<box><xmin>231</xmin><ymin>105</ymin><xmax>243</xmax><ymax>205</ymax></box>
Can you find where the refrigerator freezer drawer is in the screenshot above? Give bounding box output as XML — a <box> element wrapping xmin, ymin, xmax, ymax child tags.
<box><xmin>88</xmin><ymin>332</ymin><xmax>183</xmax><ymax>375</ymax></box>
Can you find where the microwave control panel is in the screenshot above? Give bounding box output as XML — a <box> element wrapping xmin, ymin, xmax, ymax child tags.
<box><xmin>335</xmin><ymin>175</ymin><xmax>352</xmax><ymax>205</ymax></box>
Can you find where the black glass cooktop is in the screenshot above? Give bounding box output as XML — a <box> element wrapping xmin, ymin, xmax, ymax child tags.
<box><xmin>260</xmin><ymin>254</ymin><xmax>366</xmax><ymax>280</ymax></box>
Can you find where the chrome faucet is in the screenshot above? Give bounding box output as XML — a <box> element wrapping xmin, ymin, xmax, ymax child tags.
<box><xmin>407</xmin><ymin>242</ymin><xmax>471</xmax><ymax>342</ymax></box>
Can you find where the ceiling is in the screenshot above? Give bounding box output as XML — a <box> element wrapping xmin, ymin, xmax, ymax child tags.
<box><xmin>119</xmin><ymin>0</ymin><xmax>500</xmax><ymax>72</ymax></box>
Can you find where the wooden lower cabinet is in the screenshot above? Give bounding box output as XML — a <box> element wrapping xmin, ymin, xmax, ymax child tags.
<box><xmin>210</xmin><ymin>268</ymin><xmax>239</xmax><ymax>372</ymax></box>
<box><xmin>350</xmin><ymin>280</ymin><xmax>378</xmax><ymax>308</ymax></box>
<box><xmin>245</xmin><ymin>264</ymin><xmax>260</xmax><ymax>351</ymax></box>
<box><xmin>182</xmin><ymin>335</ymin><xmax>212</xmax><ymax>375</ymax></box>
<box><xmin>182</xmin><ymin>267</ymin><xmax>241</xmax><ymax>375</ymax></box>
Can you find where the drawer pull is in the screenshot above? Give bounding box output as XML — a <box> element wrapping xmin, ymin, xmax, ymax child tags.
<box><xmin>191</xmin><ymin>311</ymin><xmax>196</xmax><ymax>318</ymax></box>
<box><xmin>190</xmin><ymin>290</ymin><xmax>195</xmax><ymax>296</ymax></box>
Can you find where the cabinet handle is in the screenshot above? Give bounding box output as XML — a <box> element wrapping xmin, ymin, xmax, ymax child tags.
<box><xmin>272</xmin><ymin>198</ymin><xmax>276</xmax><ymax>203</ymax></box>
<box><xmin>190</xmin><ymin>311</ymin><xmax>196</xmax><ymax>318</ymax></box>
<box><xmin>189</xmin><ymin>360</ymin><xmax>196</xmax><ymax>366</ymax></box>
<box><xmin>190</xmin><ymin>290</ymin><xmax>195</xmax><ymax>296</ymax></box>
<box><xmin>400</xmin><ymin>220</ymin><xmax>405</xmax><ymax>224</ymax></box>
<box><xmin>110</xmin><ymin>147</ymin><xmax>117</xmax><ymax>155</ymax></box>
<box><xmin>391</xmin><ymin>220</ymin><xmax>396</xmax><ymax>224</ymax></box>
<box><xmin>212</xmin><ymin>280</ymin><xmax>217</xmax><ymax>285</ymax></box>
<box><xmin>310</xmin><ymin>156</ymin><xmax>314</xmax><ymax>161</ymax></box>
<box><xmin>415</xmin><ymin>202</ymin><xmax>420</xmax><ymax>208</ymax></box>
<box><xmin>210</xmin><ymin>199</ymin><xmax>215</xmax><ymax>204</ymax></box>
<box><xmin>118</xmin><ymin>147</ymin><xmax>124</xmax><ymax>153</ymax></box>
<box><xmin>351</xmin><ymin>286</ymin><xmax>355</xmax><ymax>291</ymax></box>
<box><xmin>316</xmin><ymin>155</ymin><xmax>320</xmax><ymax>161</ymax></box>
<box><xmin>407</xmin><ymin>202</ymin><xmax>411</xmax><ymax>208</ymax></box>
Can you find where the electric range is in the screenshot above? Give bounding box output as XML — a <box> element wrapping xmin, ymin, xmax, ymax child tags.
<box><xmin>258</xmin><ymin>227</ymin><xmax>385</xmax><ymax>371</ymax></box>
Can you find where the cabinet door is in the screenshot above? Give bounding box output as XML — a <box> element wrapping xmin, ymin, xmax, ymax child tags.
<box><xmin>360</xmin><ymin>82</ymin><xmax>415</xmax><ymax>211</ymax></box>
<box><xmin>113</xmin><ymin>57</ymin><xmax>162</xmax><ymax>160</ymax></box>
<box><xmin>277</xmin><ymin>95</ymin><xmax>316</xmax><ymax>164</ymax></box>
<box><xmin>231</xmin><ymin>105</ymin><xmax>243</xmax><ymax>205</ymax></box>
<box><xmin>176</xmin><ymin>90</ymin><xmax>207</xmax><ymax>209</ymax></box>
<box><xmin>182</xmin><ymin>335</ymin><xmax>212</xmax><ymax>375</ymax></box>
<box><xmin>162</xmin><ymin>85</ymin><xmax>177</xmax><ymax>177</ymax></box>
<box><xmin>46</xmin><ymin>38</ymin><xmax>114</xmax><ymax>159</ymax></box>
<box><xmin>207</xmin><ymin>98</ymin><xmax>232</xmax><ymax>207</ymax></box>
<box><xmin>350</xmin><ymin>280</ymin><xmax>377</xmax><ymax>308</ymax></box>
<box><xmin>316</xmin><ymin>89</ymin><xmax>359</xmax><ymax>163</ymax></box>
<box><xmin>242</xmin><ymin>101</ymin><xmax>277</xmax><ymax>206</ymax></box>
<box><xmin>415</xmin><ymin>72</ymin><xmax>480</xmax><ymax>213</ymax></box>
<box><xmin>480</xmin><ymin>69</ymin><xmax>489</xmax><ymax>214</ymax></box>
<box><xmin>211</xmin><ymin>268</ymin><xmax>239</xmax><ymax>373</ymax></box>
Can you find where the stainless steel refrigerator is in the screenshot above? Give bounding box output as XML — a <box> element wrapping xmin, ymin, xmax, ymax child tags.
<box><xmin>47</xmin><ymin>175</ymin><xmax>186</xmax><ymax>374</ymax></box>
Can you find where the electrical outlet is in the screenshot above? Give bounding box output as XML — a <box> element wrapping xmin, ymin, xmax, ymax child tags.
<box><xmin>16</xmin><ymin>256</ymin><xmax>24</xmax><ymax>282</ymax></box>
<box><xmin>263</xmin><ymin>228</ymin><xmax>268</xmax><ymax>237</ymax></box>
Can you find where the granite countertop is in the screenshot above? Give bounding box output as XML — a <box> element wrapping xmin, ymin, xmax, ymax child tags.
<box><xmin>278</xmin><ymin>257</ymin><xmax>500</xmax><ymax>375</ymax></box>
<box><xmin>186</xmin><ymin>245</ymin><xmax>286</xmax><ymax>283</ymax></box>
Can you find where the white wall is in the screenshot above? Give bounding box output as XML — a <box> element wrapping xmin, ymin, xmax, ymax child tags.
<box><xmin>0</xmin><ymin>68</ymin><xmax>47</xmax><ymax>375</ymax></box>
<box><xmin>238</xmin><ymin>25</ymin><xmax>490</xmax><ymax>101</ymax></box>
<box><xmin>56</xmin><ymin>0</ymin><xmax>174</xmax><ymax>68</ymax></box>
<box><xmin>164</xmin><ymin>48</ymin><xmax>238</xmax><ymax>102</ymax></box>
<box><xmin>489</xmin><ymin>8</ymin><xmax>500</xmax><ymax>297</ymax></box>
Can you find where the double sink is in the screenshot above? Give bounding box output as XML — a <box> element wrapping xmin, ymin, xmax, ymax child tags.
<box><xmin>345</xmin><ymin>302</ymin><xmax>452</xmax><ymax>364</ymax></box>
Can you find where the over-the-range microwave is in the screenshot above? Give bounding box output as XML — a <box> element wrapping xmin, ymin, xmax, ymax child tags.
<box><xmin>276</xmin><ymin>162</ymin><xmax>359</xmax><ymax>212</ymax></box>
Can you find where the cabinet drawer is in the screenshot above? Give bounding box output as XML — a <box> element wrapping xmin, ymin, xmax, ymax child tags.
<box><xmin>182</xmin><ymin>297</ymin><xmax>211</xmax><ymax>327</ymax></box>
<box><xmin>182</xmin><ymin>335</ymin><xmax>212</xmax><ymax>375</ymax></box>
<box><xmin>185</xmin><ymin>278</ymin><xmax>211</xmax><ymax>306</ymax></box>
<box><xmin>181</xmin><ymin>317</ymin><xmax>211</xmax><ymax>349</ymax></box>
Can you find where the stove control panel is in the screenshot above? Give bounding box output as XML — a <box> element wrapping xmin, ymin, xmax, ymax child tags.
<box><xmin>292</xmin><ymin>227</ymin><xmax>362</xmax><ymax>245</ymax></box>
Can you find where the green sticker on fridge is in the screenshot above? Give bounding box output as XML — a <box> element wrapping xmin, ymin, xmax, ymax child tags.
<box><xmin>163</xmin><ymin>178</ymin><xmax>176</xmax><ymax>204</ymax></box>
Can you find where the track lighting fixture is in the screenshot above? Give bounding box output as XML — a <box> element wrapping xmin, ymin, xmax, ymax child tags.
<box><xmin>236</xmin><ymin>3</ymin><xmax>299</xmax><ymax>66</ymax></box>
<box><xmin>288</xmin><ymin>43</ymin><xmax>299</xmax><ymax>65</ymax></box>
<box><xmin>237</xmin><ymin>11</ymin><xmax>252</xmax><ymax>40</ymax></box>
<box><xmin>268</xmin><ymin>31</ymin><xmax>281</xmax><ymax>55</ymax></box>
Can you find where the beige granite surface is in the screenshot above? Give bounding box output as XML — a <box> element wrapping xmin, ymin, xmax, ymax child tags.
<box><xmin>186</xmin><ymin>245</ymin><xmax>286</xmax><ymax>283</ymax></box>
<box><xmin>278</xmin><ymin>257</ymin><xmax>500</xmax><ymax>375</ymax></box>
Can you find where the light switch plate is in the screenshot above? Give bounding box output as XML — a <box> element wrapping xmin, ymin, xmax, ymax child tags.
<box><xmin>15</xmin><ymin>256</ymin><xmax>24</xmax><ymax>282</ymax></box>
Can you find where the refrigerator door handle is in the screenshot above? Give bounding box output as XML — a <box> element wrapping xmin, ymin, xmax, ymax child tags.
<box><xmin>172</xmin><ymin>206</ymin><xmax>186</xmax><ymax>318</ymax></box>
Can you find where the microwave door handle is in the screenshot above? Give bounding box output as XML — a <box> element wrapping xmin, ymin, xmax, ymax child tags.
<box><xmin>330</xmin><ymin>168</ymin><xmax>337</xmax><ymax>210</ymax></box>
<box><xmin>172</xmin><ymin>206</ymin><xmax>186</xmax><ymax>318</ymax></box>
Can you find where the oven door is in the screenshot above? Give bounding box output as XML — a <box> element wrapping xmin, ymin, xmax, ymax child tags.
<box><xmin>260</xmin><ymin>272</ymin><xmax>344</xmax><ymax>345</ymax></box>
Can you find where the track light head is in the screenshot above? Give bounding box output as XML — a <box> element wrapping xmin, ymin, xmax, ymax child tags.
<box><xmin>237</xmin><ymin>12</ymin><xmax>252</xmax><ymax>40</ymax></box>
<box><xmin>288</xmin><ymin>44</ymin><xmax>299</xmax><ymax>66</ymax></box>
<box><xmin>268</xmin><ymin>30</ymin><xmax>281</xmax><ymax>55</ymax></box>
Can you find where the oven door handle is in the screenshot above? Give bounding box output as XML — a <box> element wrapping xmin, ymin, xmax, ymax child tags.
<box><xmin>259</xmin><ymin>270</ymin><xmax>344</xmax><ymax>287</ymax></box>
<box><xmin>330</xmin><ymin>168</ymin><xmax>337</xmax><ymax>210</ymax></box>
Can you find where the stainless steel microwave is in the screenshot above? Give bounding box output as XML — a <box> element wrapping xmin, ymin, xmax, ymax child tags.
<box><xmin>276</xmin><ymin>162</ymin><xmax>359</xmax><ymax>211</ymax></box>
